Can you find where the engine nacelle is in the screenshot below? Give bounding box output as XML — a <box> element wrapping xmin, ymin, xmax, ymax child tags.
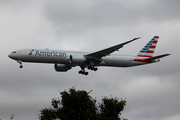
<box><xmin>54</xmin><ymin>64</ymin><xmax>72</xmax><ymax>72</ymax></box>
<box><xmin>69</xmin><ymin>55</ymin><xmax>86</xmax><ymax>65</ymax></box>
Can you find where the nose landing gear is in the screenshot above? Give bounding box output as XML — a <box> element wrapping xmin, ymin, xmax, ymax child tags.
<box><xmin>17</xmin><ymin>60</ymin><xmax>23</xmax><ymax>68</ymax></box>
<box><xmin>20</xmin><ymin>65</ymin><xmax>23</xmax><ymax>68</ymax></box>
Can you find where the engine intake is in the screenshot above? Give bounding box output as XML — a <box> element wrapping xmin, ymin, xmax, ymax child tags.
<box><xmin>54</xmin><ymin>64</ymin><xmax>72</xmax><ymax>72</ymax></box>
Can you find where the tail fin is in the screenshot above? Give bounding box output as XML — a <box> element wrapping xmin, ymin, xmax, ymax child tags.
<box><xmin>133</xmin><ymin>36</ymin><xmax>170</xmax><ymax>63</ymax></box>
<box><xmin>137</xmin><ymin>36</ymin><xmax>159</xmax><ymax>58</ymax></box>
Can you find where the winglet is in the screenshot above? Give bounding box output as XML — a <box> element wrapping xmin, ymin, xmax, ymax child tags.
<box><xmin>133</xmin><ymin>37</ymin><xmax>141</xmax><ymax>40</ymax></box>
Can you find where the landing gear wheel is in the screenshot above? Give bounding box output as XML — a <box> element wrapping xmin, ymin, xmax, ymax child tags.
<box><xmin>78</xmin><ymin>68</ymin><xmax>89</xmax><ymax>76</ymax></box>
<box><xmin>85</xmin><ymin>72</ymin><xmax>89</xmax><ymax>75</ymax></box>
<box><xmin>79</xmin><ymin>70</ymin><xmax>82</xmax><ymax>74</ymax></box>
<box><xmin>87</xmin><ymin>66</ymin><xmax>98</xmax><ymax>71</ymax></box>
<box><xmin>87</xmin><ymin>66</ymin><xmax>92</xmax><ymax>70</ymax></box>
<box><xmin>94</xmin><ymin>68</ymin><xmax>98</xmax><ymax>71</ymax></box>
<box><xmin>20</xmin><ymin>65</ymin><xmax>23</xmax><ymax>68</ymax></box>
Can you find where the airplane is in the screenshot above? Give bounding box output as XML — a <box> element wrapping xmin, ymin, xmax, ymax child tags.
<box><xmin>8</xmin><ymin>36</ymin><xmax>170</xmax><ymax>75</ymax></box>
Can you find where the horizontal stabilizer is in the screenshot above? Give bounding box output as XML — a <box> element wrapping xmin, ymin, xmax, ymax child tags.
<box><xmin>145</xmin><ymin>54</ymin><xmax>170</xmax><ymax>60</ymax></box>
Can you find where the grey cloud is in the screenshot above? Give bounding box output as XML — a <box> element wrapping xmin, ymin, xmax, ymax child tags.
<box><xmin>43</xmin><ymin>0</ymin><xmax>180</xmax><ymax>28</ymax></box>
<box><xmin>1</xmin><ymin>0</ymin><xmax>180</xmax><ymax>120</ymax></box>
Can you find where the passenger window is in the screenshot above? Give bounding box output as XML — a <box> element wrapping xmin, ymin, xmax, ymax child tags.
<box><xmin>12</xmin><ymin>51</ymin><xmax>16</xmax><ymax>53</ymax></box>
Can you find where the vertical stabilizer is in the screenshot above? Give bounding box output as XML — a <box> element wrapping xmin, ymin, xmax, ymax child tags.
<box><xmin>133</xmin><ymin>36</ymin><xmax>159</xmax><ymax>63</ymax></box>
<box><xmin>137</xmin><ymin>36</ymin><xmax>159</xmax><ymax>58</ymax></box>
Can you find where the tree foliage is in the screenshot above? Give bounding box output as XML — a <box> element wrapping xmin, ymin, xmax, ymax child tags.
<box><xmin>39</xmin><ymin>87</ymin><xmax>126</xmax><ymax>120</ymax></box>
<box><xmin>98</xmin><ymin>97</ymin><xmax>126</xmax><ymax>120</ymax></box>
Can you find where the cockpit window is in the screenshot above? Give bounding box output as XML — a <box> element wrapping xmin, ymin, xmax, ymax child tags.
<box><xmin>12</xmin><ymin>51</ymin><xmax>16</xmax><ymax>53</ymax></box>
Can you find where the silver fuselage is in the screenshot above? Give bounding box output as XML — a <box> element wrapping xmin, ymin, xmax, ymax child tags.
<box><xmin>8</xmin><ymin>49</ymin><xmax>155</xmax><ymax>67</ymax></box>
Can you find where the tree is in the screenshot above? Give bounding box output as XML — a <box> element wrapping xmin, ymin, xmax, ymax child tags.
<box><xmin>39</xmin><ymin>87</ymin><xmax>126</xmax><ymax>120</ymax></box>
<box><xmin>98</xmin><ymin>97</ymin><xmax>126</xmax><ymax>120</ymax></box>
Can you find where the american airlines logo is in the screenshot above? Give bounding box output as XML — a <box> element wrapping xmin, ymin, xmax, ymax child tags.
<box><xmin>29</xmin><ymin>49</ymin><xmax>34</xmax><ymax>55</ymax></box>
<box><xmin>29</xmin><ymin>49</ymin><xmax>66</xmax><ymax>57</ymax></box>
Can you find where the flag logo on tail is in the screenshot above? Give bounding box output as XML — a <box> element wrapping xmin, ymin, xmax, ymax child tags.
<box><xmin>133</xmin><ymin>36</ymin><xmax>159</xmax><ymax>62</ymax></box>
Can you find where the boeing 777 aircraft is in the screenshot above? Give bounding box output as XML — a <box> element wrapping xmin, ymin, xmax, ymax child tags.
<box><xmin>8</xmin><ymin>36</ymin><xmax>170</xmax><ymax>75</ymax></box>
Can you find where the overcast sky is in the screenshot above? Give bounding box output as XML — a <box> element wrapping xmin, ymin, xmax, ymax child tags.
<box><xmin>1</xmin><ymin>0</ymin><xmax>180</xmax><ymax>120</ymax></box>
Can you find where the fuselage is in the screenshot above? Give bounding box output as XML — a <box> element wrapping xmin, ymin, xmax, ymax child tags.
<box><xmin>8</xmin><ymin>49</ymin><xmax>152</xmax><ymax>67</ymax></box>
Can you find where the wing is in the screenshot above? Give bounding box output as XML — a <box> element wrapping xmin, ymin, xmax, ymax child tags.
<box><xmin>84</xmin><ymin>37</ymin><xmax>141</xmax><ymax>60</ymax></box>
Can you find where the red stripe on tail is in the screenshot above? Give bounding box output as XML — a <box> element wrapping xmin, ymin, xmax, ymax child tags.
<box><xmin>150</xmin><ymin>46</ymin><xmax>156</xmax><ymax>48</ymax></box>
<box><xmin>146</xmin><ymin>50</ymin><xmax>154</xmax><ymax>53</ymax></box>
<box><xmin>153</xmin><ymin>41</ymin><xmax>158</xmax><ymax>43</ymax></box>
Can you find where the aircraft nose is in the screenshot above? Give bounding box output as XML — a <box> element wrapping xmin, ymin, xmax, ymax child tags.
<box><xmin>8</xmin><ymin>51</ymin><xmax>17</xmax><ymax>60</ymax></box>
<box><xmin>8</xmin><ymin>53</ymin><xmax>13</xmax><ymax>59</ymax></box>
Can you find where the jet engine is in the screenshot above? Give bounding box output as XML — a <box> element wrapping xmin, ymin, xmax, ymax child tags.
<box><xmin>54</xmin><ymin>64</ymin><xmax>72</xmax><ymax>72</ymax></box>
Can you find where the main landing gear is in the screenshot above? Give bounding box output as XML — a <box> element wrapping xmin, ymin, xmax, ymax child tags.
<box><xmin>87</xmin><ymin>66</ymin><xmax>98</xmax><ymax>71</ymax></box>
<box><xmin>79</xmin><ymin>70</ymin><xmax>89</xmax><ymax>75</ymax></box>
<box><xmin>17</xmin><ymin>60</ymin><xmax>23</xmax><ymax>68</ymax></box>
<box><xmin>79</xmin><ymin>66</ymin><xmax>89</xmax><ymax>75</ymax></box>
<box><xmin>78</xmin><ymin>66</ymin><xmax>98</xmax><ymax>76</ymax></box>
